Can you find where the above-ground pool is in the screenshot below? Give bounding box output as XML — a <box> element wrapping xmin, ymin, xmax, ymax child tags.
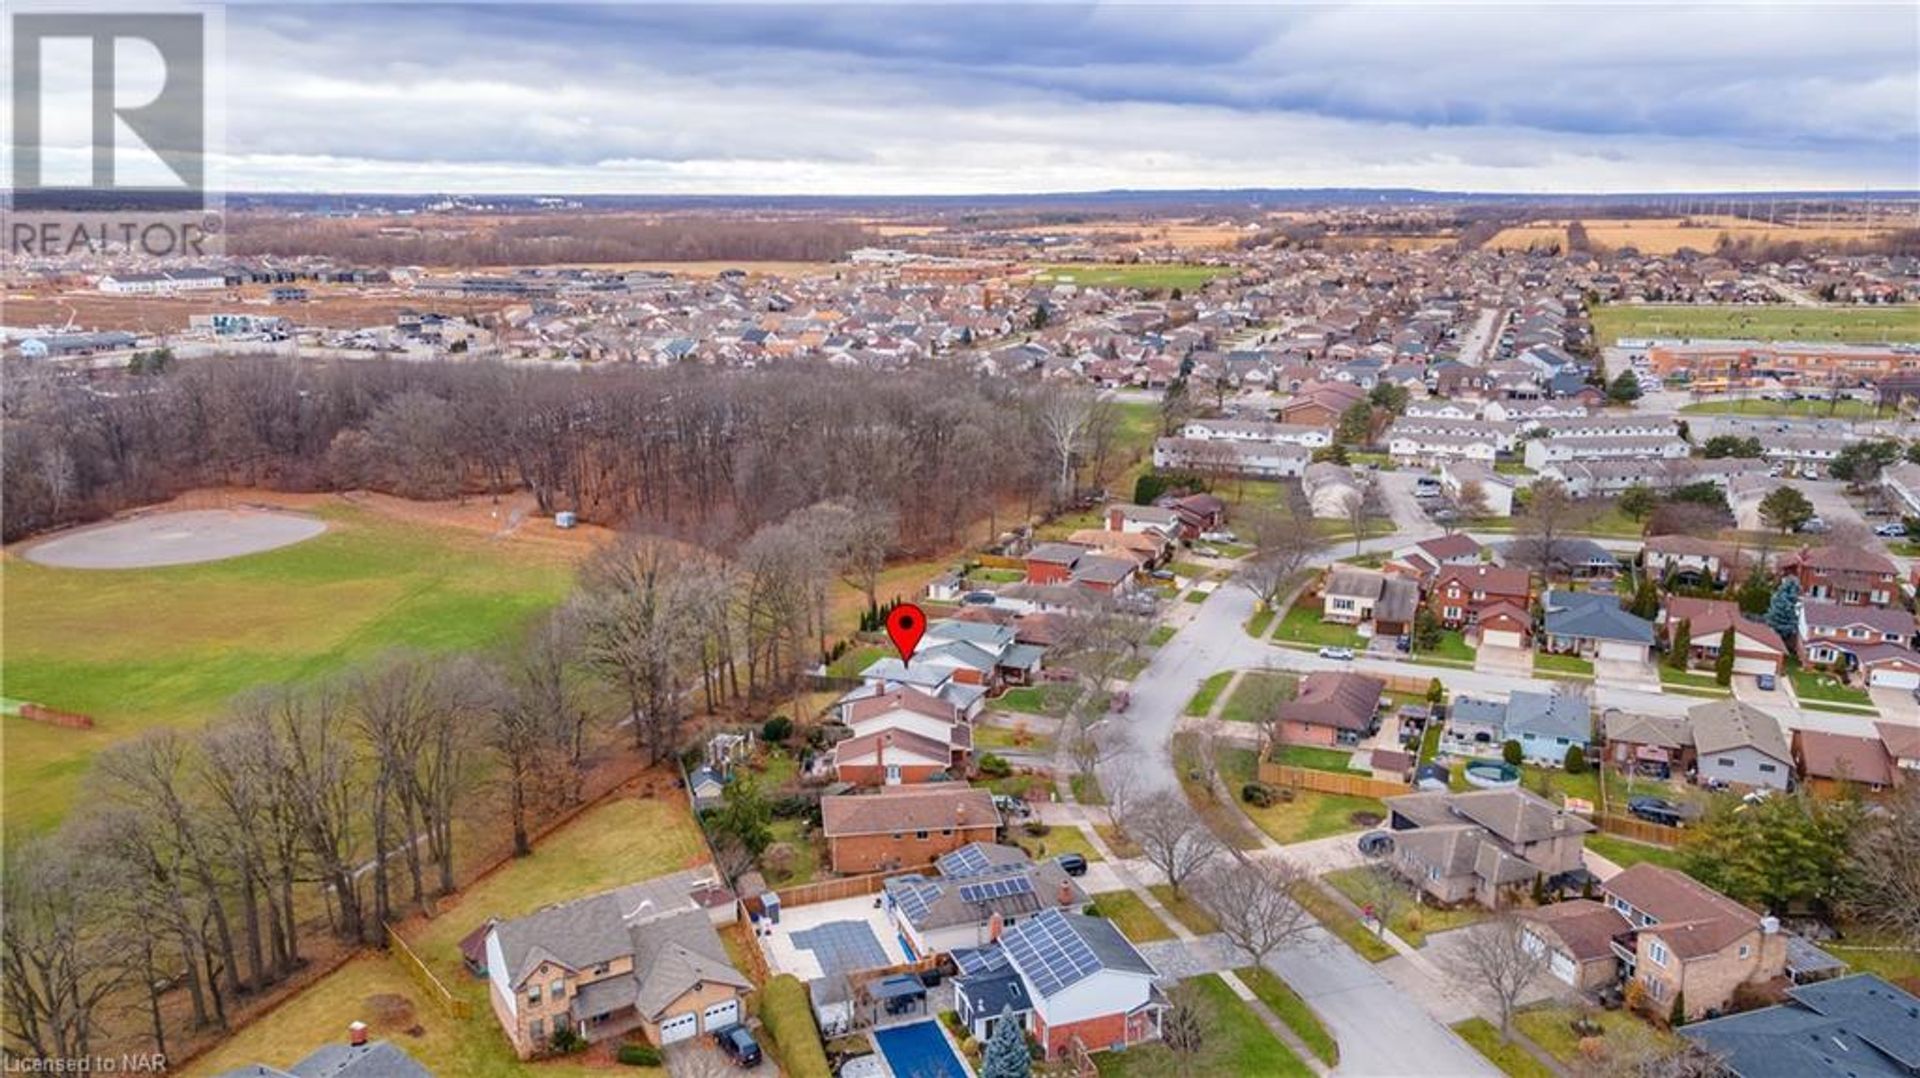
<box><xmin>874</xmin><ymin>1021</ymin><xmax>969</xmax><ymax>1078</ymax></box>
<box><xmin>1463</xmin><ymin>761</ymin><xmax>1522</xmax><ymax>789</ymax></box>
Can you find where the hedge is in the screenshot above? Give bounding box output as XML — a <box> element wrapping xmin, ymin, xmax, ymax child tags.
<box><xmin>760</xmin><ymin>974</ymin><xmax>833</xmax><ymax>1078</ymax></box>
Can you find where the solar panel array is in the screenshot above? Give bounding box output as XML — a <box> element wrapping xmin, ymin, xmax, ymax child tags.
<box><xmin>958</xmin><ymin>875</ymin><xmax>1034</xmax><ymax>904</ymax></box>
<box><xmin>937</xmin><ymin>844</ymin><xmax>992</xmax><ymax>878</ymax></box>
<box><xmin>890</xmin><ymin>880</ymin><xmax>944</xmax><ymax>924</ymax></box>
<box><xmin>1002</xmin><ymin>910</ymin><xmax>1101</xmax><ymax>997</ymax></box>
<box><xmin>950</xmin><ymin>945</ymin><xmax>1010</xmax><ymax>976</ymax></box>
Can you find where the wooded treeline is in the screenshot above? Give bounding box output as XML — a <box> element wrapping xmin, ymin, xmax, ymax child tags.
<box><xmin>226</xmin><ymin>216</ymin><xmax>874</xmax><ymax>266</ymax></box>
<box><xmin>3</xmin><ymin>357</ymin><xmax>1126</xmax><ymax>547</ymax></box>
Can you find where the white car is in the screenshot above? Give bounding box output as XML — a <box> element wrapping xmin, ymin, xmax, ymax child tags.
<box><xmin>1318</xmin><ymin>646</ymin><xmax>1355</xmax><ymax>660</ymax></box>
<box><xmin>1200</xmin><ymin>530</ymin><xmax>1238</xmax><ymax>543</ymax></box>
<box><xmin>1875</xmin><ymin>523</ymin><xmax>1907</xmax><ymax>538</ymax></box>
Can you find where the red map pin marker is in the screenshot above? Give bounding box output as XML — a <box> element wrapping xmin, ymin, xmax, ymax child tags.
<box><xmin>886</xmin><ymin>603</ymin><xmax>928</xmax><ymax>666</ymax></box>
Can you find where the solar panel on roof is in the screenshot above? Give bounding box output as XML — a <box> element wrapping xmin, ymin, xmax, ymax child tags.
<box><xmin>937</xmin><ymin>845</ymin><xmax>991</xmax><ymax>878</ymax></box>
<box><xmin>1003</xmin><ymin>910</ymin><xmax>1101</xmax><ymax>997</ymax></box>
<box><xmin>958</xmin><ymin>876</ymin><xmax>1034</xmax><ymax>904</ymax></box>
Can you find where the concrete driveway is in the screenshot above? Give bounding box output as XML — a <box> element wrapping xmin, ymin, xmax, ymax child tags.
<box><xmin>1594</xmin><ymin>657</ymin><xmax>1662</xmax><ymax>692</ymax></box>
<box><xmin>1474</xmin><ymin>643</ymin><xmax>1535</xmax><ymax>677</ymax></box>
<box><xmin>1869</xmin><ymin>686</ymin><xmax>1920</xmax><ymax>724</ymax></box>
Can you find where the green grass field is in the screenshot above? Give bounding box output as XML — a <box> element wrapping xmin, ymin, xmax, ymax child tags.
<box><xmin>1451</xmin><ymin>1018</ymin><xmax>1555</xmax><ymax>1078</ymax></box>
<box><xmin>1183</xmin><ymin>670</ymin><xmax>1237</xmax><ymax>716</ymax></box>
<box><xmin>1086</xmin><ymin>890</ymin><xmax>1175</xmax><ymax>943</ymax></box>
<box><xmin>1036</xmin><ymin>263</ymin><xmax>1230</xmax><ymax>291</ymax></box>
<box><xmin>1097</xmin><ymin>974</ymin><xmax>1311</xmax><ymax>1078</ymax></box>
<box><xmin>1680</xmin><ymin>398</ymin><xmax>1881</xmax><ymax>419</ymax></box>
<box><xmin>1592</xmin><ymin>304</ymin><xmax>1920</xmax><ymax>346</ymax></box>
<box><xmin>1585</xmin><ymin>834</ymin><xmax>1686</xmax><ymax>871</ymax></box>
<box><xmin>1238</xmin><ymin>966</ymin><xmax>1339</xmax><ymax>1066</ymax></box>
<box><xmin>2</xmin><ymin>503</ymin><xmax>575</xmax><ymax>834</ymax></box>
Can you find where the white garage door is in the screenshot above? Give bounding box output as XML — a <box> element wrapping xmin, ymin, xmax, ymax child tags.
<box><xmin>702</xmin><ymin>1000</ymin><xmax>739</xmax><ymax>1031</ymax></box>
<box><xmin>1733</xmin><ymin>655</ymin><xmax>1776</xmax><ymax>676</ymax></box>
<box><xmin>1482</xmin><ymin>629</ymin><xmax>1524</xmax><ymax>650</ymax></box>
<box><xmin>1597</xmin><ymin>641</ymin><xmax>1645</xmax><ymax>663</ymax></box>
<box><xmin>1870</xmin><ymin>667</ymin><xmax>1920</xmax><ymax>690</ymax></box>
<box><xmin>659</xmin><ymin>1011</ymin><xmax>699</xmax><ymax>1045</ymax></box>
<box><xmin>1549</xmin><ymin>951</ymin><xmax>1576</xmax><ymax>985</ymax></box>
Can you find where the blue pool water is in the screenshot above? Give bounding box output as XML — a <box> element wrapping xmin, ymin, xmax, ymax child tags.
<box><xmin>874</xmin><ymin>1020</ymin><xmax>970</xmax><ymax>1078</ymax></box>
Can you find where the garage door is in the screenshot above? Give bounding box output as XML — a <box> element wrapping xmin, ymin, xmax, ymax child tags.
<box><xmin>702</xmin><ymin>1000</ymin><xmax>739</xmax><ymax>1031</ymax></box>
<box><xmin>1870</xmin><ymin>667</ymin><xmax>1920</xmax><ymax>690</ymax></box>
<box><xmin>1733</xmin><ymin>655</ymin><xmax>1777</xmax><ymax>676</ymax></box>
<box><xmin>659</xmin><ymin>1011</ymin><xmax>699</xmax><ymax>1045</ymax></box>
<box><xmin>1597</xmin><ymin>641</ymin><xmax>1645</xmax><ymax>663</ymax></box>
<box><xmin>1549</xmin><ymin>951</ymin><xmax>1575</xmax><ymax>984</ymax></box>
<box><xmin>1482</xmin><ymin>630</ymin><xmax>1524</xmax><ymax>650</ymax></box>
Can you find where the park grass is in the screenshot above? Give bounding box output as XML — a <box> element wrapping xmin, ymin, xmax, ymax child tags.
<box><xmin>1789</xmin><ymin>666</ymin><xmax>1873</xmax><ymax>707</ymax></box>
<box><xmin>1451</xmin><ymin>1018</ymin><xmax>1556</xmax><ymax>1078</ymax></box>
<box><xmin>1681</xmin><ymin>398</ymin><xmax>1881</xmax><ymax>419</ymax></box>
<box><xmin>1534</xmin><ymin>652</ymin><xmax>1595</xmax><ymax>679</ymax></box>
<box><xmin>1589</xmin><ymin>304</ymin><xmax>1920</xmax><ymax>347</ymax></box>
<box><xmin>1183</xmin><ymin>670</ymin><xmax>1237</xmax><ymax>717</ymax></box>
<box><xmin>1274</xmin><ymin>595</ymin><xmax>1364</xmax><ymax>648</ymax></box>
<box><xmin>1148</xmin><ymin>884</ymin><xmax>1220</xmax><ymax>936</ymax></box>
<box><xmin>1238</xmin><ymin>966</ymin><xmax>1339</xmax><ymax>1067</ymax></box>
<box><xmin>1219</xmin><ymin>747</ymin><xmax>1385</xmax><ymax>845</ymax></box>
<box><xmin>1219</xmin><ymin>670</ymin><xmax>1295</xmax><ymax>723</ymax></box>
<box><xmin>1096</xmin><ymin>974</ymin><xmax>1311</xmax><ymax>1078</ymax></box>
<box><xmin>1086</xmin><ymin>890</ymin><xmax>1175</xmax><ymax>943</ymax></box>
<box><xmin>1586</xmin><ymin>834</ymin><xmax>1686</xmax><ymax>871</ymax></box>
<box><xmin>1514</xmin><ymin>1005</ymin><xmax>1678</xmax><ymax>1069</ymax></box>
<box><xmin>2</xmin><ymin>503</ymin><xmax>575</xmax><ymax>835</ymax></box>
<box><xmin>1293</xmin><ymin>883</ymin><xmax>1397</xmax><ymax>963</ymax></box>
<box><xmin>1323</xmin><ymin>867</ymin><xmax>1487</xmax><ymax>948</ymax></box>
<box><xmin>1038</xmin><ymin>263</ymin><xmax>1230</xmax><ymax>291</ymax></box>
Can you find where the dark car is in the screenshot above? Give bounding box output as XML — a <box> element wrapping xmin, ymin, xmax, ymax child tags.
<box><xmin>713</xmin><ymin>1024</ymin><xmax>763</xmax><ymax>1068</ymax></box>
<box><xmin>1628</xmin><ymin>796</ymin><xmax>1684</xmax><ymax>827</ymax></box>
<box><xmin>1056</xmin><ymin>853</ymin><xmax>1089</xmax><ymax>877</ymax></box>
<box><xmin>1357</xmin><ymin>831</ymin><xmax>1394</xmax><ymax>857</ymax></box>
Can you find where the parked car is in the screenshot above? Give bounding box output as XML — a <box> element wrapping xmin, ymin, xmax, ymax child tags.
<box><xmin>713</xmin><ymin>1024</ymin><xmax>763</xmax><ymax>1068</ymax></box>
<box><xmin>1800</xmin><ymin>517</ymin><xmax>1830</xmax><ymax>534</ymax></box>
<box><xmin>1357</xmin><ymin>831</ymin><xmax>1393</xmax><ymax>857</ymax></box>
<box><xmin>1055</xmin><ymin>853</ymin><xmax>1089</xmax><ymax>877</ymax></box>
<box><xmin>1756</xmin><ymin>673</ymin><xmax>1776</xmax><ymax>691</ymax></box>
<box><xmin>1150</xmin><ymin>569</ymin><xmax>1176</xmax><ymax>581</ymax></box>
<box><xmin>1318</xmin><ymin>646</ymin><xmax>1355</xmax><ymax>660</ymax></box>
<box><xmin>1875</xmin><ymin>522</ymin><xmax>1907</xmax><ymax>537</ymax></box>
<box><xmin>992</xmin><ymin>794</ymin><xmax>1031</xmax><ymax>819</ymax></box>
<box><xmin>1200</xmin><ymin>530</ymin><xmax>1238</xmax><ymax>543</ymax></box>
<box><xmin>1628</xmin><ymin>796</ymin><xmax>1685</xmax><ymax>827</ymax></box>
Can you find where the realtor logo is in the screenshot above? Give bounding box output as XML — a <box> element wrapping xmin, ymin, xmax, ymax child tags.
<box><xmin>6</xmin><ymin>4</ymin><xmax>224</xmax><ymax>255</ymax></box>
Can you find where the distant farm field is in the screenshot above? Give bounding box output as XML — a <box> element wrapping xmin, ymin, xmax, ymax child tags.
<box><xmin>1489</xmin><ymin>215</ymin><xmax>1895</xmax><ymax>255</ymax></box>
<box><xmin>1035</xmin><ymin>263</ymin><xmax>1230</xmax><ymax>290</ymax></box>
<box><xmin>1592</xmin><ymin>304</ymin><xmax>1920</xmax><ymax>346</ymax></box>
<box><xmin>2</xmin><ymin>501</ymin><xmax>575</xmax><ymax>835</ymax></box>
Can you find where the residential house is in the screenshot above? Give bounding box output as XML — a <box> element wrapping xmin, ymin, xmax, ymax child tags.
<box><xmin>1523</xmin><ymin>433</ymin><xmax>1691</xmax><ymax>470</ymax></box>
<box><xmin>1475</xmin><ymin>602</ymin><xmax>1535</xmax><ymax>650</ymax></box>
<box><xmin>1523</xmin><ymin>865</ymin><xmax>1787</xmax><ymax>1018</ymax></box>
<box><xmin>1690</xmin><ymin>699</ymin><xmax>1794</xmax><ymax>791</ymax></box>
<box><xmin>1277</xmin><ymin>382</ymin><xmax>1368</xmax><ymax>427</ymax></box>
<box><xmin>1502</xmin><ymin>689</ymin><xmax>1594</xmax><ymax>767</ymax></box>
<box><xmin>1644</xmin><ymin>535</ymin><xmax>1743</xmax><ymax>588</ymax></box>
<box><xmin>482</xmin><ymin>870</ymin><xmax>747</xmax><ymax>1055</ymax></box>
<box><xmin>214</xmin><ymin>1032</ymin><xmax>433</xmax><ymax>1078</ymax></box>
<box><xmin>1302</xmin><ymin>462</ymin><xmax>1363</xmax><ymax>519</ymax></box>
<box><xmin>821</xmin><ymin>787</ymin><xmax>1001</xmax><ymax>873</ymax></box>
<box><xmin>1178</xmin><ymin>417</ymin><xmax>1333</xmax><ymax>448</ymax></box>
<box><xmin>1274</xmin><ymin>671</ymin><xmax>1385</xmax><ymax>747</ymax></box>
<box><xmin>1429</xmin><ymin>564</ymin><xmax>1532</xmax><ymax>629</ymax></box>
<box><xmin>832</xmin><ymin>687</ymin><xmax>972</xmax><ymax>786</ymax></box>
<box><xmin>1682</xmin><ymin>974</ymin><xmax>1920</xmax><ymax>1078</ymax></box>
<box><xmin>1070</xmin><ymin>554</ymin><xmax>1140</xmax><ymax>594</ymax></box>
<box><xmin>1445</xmin><ymin>697</ymin><xmax>1510</xmax><ymax>750</ymax></box>
<box><xmin>1797</xmin><ymin>600</ymin><xmax>1919</xmax><ymax>685</ymax></box>
<box><xmin>1541</xmin><ymin>590</ymin><xmax>1655</xmax><ymax>663</ymax></box>
<box><xmin>1025</xmin><ymin>542</ymin><xmax>1089</xmax><ymax>585</ymax></box>
<box><xmin>1392</xmin><ymin>533</ymin><xmax>1482</xmax><ymax>580</ymax></box>
<box><xmin>1104</xmin><ymin>504</ymin><xmax>1181</xmax><ymax>541</ymax></box>
<box><xmin>1160</xmin><ymin>493</ymin><xmax>1227</xmax><ymax>539</ymax></box>
<box><xmin>1660</xmin><ymin>597</ymin><xmax>1789</xmax><ymax>677</ymax></box>
<box><xmin>1320</xmin><ymin>568</ymin><xmax>1421</xmax><ymax>638</ymax></box>
<box><xmin>1385</xmin><ymin>424</ymin><xmax>1500</xmax><ymax>467</ymax></box>
<box><xmin>1792</xmin><ymin>730</ymin><xmax>1900</xmax><ymax>797</ymax></box>
<box><xmin>952</xmin><ymin>908</ymin><xmax>1165</xmax><ymax>1060</ymax></box>
<box><xmin>1780</xmin><ymin>546</ymin><xmax>1900</xmax><ymax>608</ymax></box>
<box><xmin>1879</xmin><ymin>462</ymin><xmax>1920</xmax><ymax>519</ymax></box>
<box><xmin>1876</xmin><ymin>722</ymin><xmax>1920</xmax><ymax>782</ymax></box>
<box><xmin>1151</xmin><ymin>437</ymin><xmax>1309</xmax><ymax>479</ymax></box>
<box><xmin>884</xmin><ymin>843</ymin><xmax>1086</xmax><ymax>958</ymax></box>
<box><xmin>1495</xmin><ymin>538</ymin><xmax>1618</xmax><ymax>580</ymax></box>
<box><xmin>1382</xmin><ymin>788</ymin><xmax>1595</xmax><ymax>908</ymax></box>
<box><xmin>1440</xmin><ymin>460</ymin><xmax>1517</xmax><ymax>517</ymax></box>
<box><xmin>1602</xmin><ymin>712</ymin><xmax>1695</xmax><ymax>779</ymax></box>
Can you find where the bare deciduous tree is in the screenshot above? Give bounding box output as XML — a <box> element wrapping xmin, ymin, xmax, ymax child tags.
<box><xmin>1235</xmin><ymin>504</ymin><xmax>1323</xmax><ymax>612</ymax></box>
<box><xmin>0</xmin><ymin>841</ymin><xmax>125</xmax><ymax>1061</ymax></box>
<box><xmin>1190</xmin><ymin>857</ymin><xmax>1313</xmax><ymax>967</ymax></box>
<box><xmin>1035</xmin><ymin>387</ymin><xmax>1097</xmax><ymax>504</ymax></box>
<box><xmin>1846</xmin><ymin>781</ymin><xmax>1920</xmax><ymax>948</ymax></box>
<box><xmin>1459</xmin><ymin>914</ymin><xmax>1550</xmax><ymax>1040</ymax></box>
<box><xmin>1125</xmin><ymin>792</ymin><xmax>1223</xmax><ymax>897</ymax></box>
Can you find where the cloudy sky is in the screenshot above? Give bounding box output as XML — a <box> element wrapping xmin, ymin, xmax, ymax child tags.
<box><xmin>205</xmin><ymin>2</ymin><xmax>1919</xmax><ymax>194</ymax></box>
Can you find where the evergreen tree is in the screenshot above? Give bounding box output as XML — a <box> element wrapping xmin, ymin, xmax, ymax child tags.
<box><xmin>1607</xmin><ymin>369</ymin><xmax>1643</xmax><ymax>403</ymax></box>
<box><xmin>1766</xmin><ymin>578</ymin><xmax>1801</xmax><ymax>643</ymax></box>
<box><xmin>1715</xmin><ymin>626</ymin><xmax>1737</xmax><ymax>686</ymax></box>
<box><xmin>1628</xmin><ymin>572</ymin><xmax>1661</xmax><ymax>620</ymax></box>
<box><xmin>981</xmin><ymin>1006</ymin><xmax>1031</xmax><ymax>1078</ymax></box>
<box><xmin>1736</xmin><ymin>568</ymin><xmax>1774</xmax><ymax>616</ymax></box>
<box><xmin>1668</xmin><ymin>618</ymin><xmax>1692</xmax><ymax>671</ymax></box>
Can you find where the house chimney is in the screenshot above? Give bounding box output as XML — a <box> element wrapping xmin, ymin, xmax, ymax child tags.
<box><xmin>348</xmin><ymin>1021</ymin><xmax>369</xmax><ymax>1047</ymax></box>
<box><xmin>956</xmin><ymin>802</ymin><xmax>968</xmax><ymax>824</ymax></box>
<box><xmin>1058</xmin><ymin>879</ymin><xmax>1074</xmax><ymax>906</ymax></box>
<box><xmin>988</xmin><ymin>912</ymin><xmax>1005</xmax><ymax>942</ymax></box>
<box><xmin>1761</xmin><ymin>916</ymin><xmax>1780</xmax><ymax>935</ymax></box>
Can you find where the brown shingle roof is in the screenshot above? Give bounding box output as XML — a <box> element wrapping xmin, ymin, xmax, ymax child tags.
<box><xmin>1794</xmin><ymin>730</ymin><xmax>1896</xmax><ymax>787</ymax></box>
<box><xmin>1277</xmin><ymin>671</ymin><xmax>1384</xmax><ymax>733</ymax></box>
<box><xmin>844</xmin><ymin>687</ymin><xmax>957</xmax><ymax>726</ymax></box>
<box><xmin>1523</xmin><ymin>899</ymin><xmax>1630</xmax><ymax>963</ymax></box>
<box><xmin>822</xmin><ymin>787</ymin><xmax>1000</xmax><ymax>837</ymax></box>
<box><xmin>1605</xmin><ymin>864</ymin><xmax>1765</xmax><ymax>960</ymax></box>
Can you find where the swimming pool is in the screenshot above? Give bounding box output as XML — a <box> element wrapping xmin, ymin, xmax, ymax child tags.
<box><xmin>874</xmin><ymin>1020</ymin><xmax>970</xmax><ymax>1078</ymax></box>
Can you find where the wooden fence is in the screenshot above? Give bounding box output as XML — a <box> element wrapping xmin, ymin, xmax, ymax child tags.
<box><xmin>385</xmin><ymin>923</ymin><xmax>472</xmax><ymax>1019</ymax></box>
<box><xmin>1594</xmin><ymin>813</ymin><xmax>1685</xmax><ymax>847</ymax></box>
<box><xmin>771</xmin><ymin>868</ymin><xmax>904</xmax><ymax>909</ymax></box>
<box><xmin>17</xmin><ymin>703</ymin><xmax>93</xmax><ymax>729</ymax></box>
<box><xmin>1256</xmin><ymin>763</ymin><xmax>1412</xmax><ymax>801</ymax></box>
<box><xmin>976</xmin><ymin>553</ymin><xmax>1025</xmax><ymax>571</ymax></box>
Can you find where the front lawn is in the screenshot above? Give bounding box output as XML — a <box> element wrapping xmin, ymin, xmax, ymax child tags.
<box><xmin>1789</xmin><ymin>666</ymin><xmax>1873</xmax><ymax>707</ymax></box>
<box><xmin>1222</xmin><ymin>747</ymin><xmax>1386</xmax><ymax>844</ymax></box>
<box><xmin>1096</xmin><ymin>974</ymin><xmax>1312</xmax><ymax>1078</ymax></box>
<box><xmin>1323</xmin><ymin>867</ymin><xmax>1487</xmax><ymax>948</ymax></box>
<box><xmin>1586</xmin><ymin>834</ymin><xmax>1685</xmax><ymax>871</ymax></box>
<box><xmin>1452</xmin><ymin>1018</ymin><xmax>1555</xmax><ymax>1078</ymax></box>
<box><xmin>1658</xmin><ymin>665</ymin><xmax>1729</xmax><ymax>693</ymax></box>
<box><xmin>1246</xmin><ymin>608</ymin><xmax>1276</xmax><ymax>638</ymax></box>
<box><xmin>1219</xmin><ymin>670</ymin><xmax>1295</xmax><ymax>723</ymax></box>
<box><xmin>1086</xmin><ymin>890</ymin><xmax>1175</xmax><ymax>943</ymax></box>
<box><xmin>1149</xmin><ymin>884</ymin><xmax>1221</xmax><ymax>935</ymax></box>
<box><xmin>1293</xmin><ymin>882</ymin><xmax>1396</xmax><ymax>962</ymax></box>
<box><xmin>1071</xmin><ymin>772</ymin><xmax>1106</xmax><ymax>805</ymax></box>
<box><xmin>1017</xmin><ymin>824</ymin><xmax>1104</xmax><ymax>865</ymax></box>
<box><xmin>973</xmin><ymin>721</ymin><xmax>1055</xmax><ymax>754</ymax></box>
<box><xmin>1183</xmin><ymin>670</ymin><xmax>1237</xmax><ymax>716</ymax></box>
<box><xmin>1274</xmin><ymin>595</ymin><xmax>1365</xmax><ymax>648</ymax></box>
<box><xmin>994</xmin><ymin>683</ymin><xmax>1077</xmax><ymax>716</ymax></box>
<box><xmin>1419</xmin><ymin>629</ymin><xmax>1475</xmax><ymax>663</ymax></box>
<box><xmin>1514</xmin><ymin>1005</ymin><xmax>1678</xmax><ymax>1070</ymax></box>
<box><xmin>1238</xmin><ymin>966</ymin><xmax>1339</xmax><ymax>1066</ymax></box>
<box><xmin>1534</xmin><ymin>652</ymin><xmax>1595</xmax><ymax>679</ymax></box>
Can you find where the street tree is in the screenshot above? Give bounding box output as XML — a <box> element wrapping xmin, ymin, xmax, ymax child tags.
<box><xmin>1234</xmin><ymin>504</ymin><xmax>1323</xmax><ymax>612</ymax></box>
<box><xmin>1459</xmin><ymin>914</ymin><xmax>1550</xmax><ymax>1041</ymax></box>
<box><xmin>1190</xmin><ymin>858</ymin><xmax>1313</xmax><ymax>967</ymax></box>
<box><xmin>1125</xmin><ymin>792</ymin><xmax>1224</xmax><ymax>897</ymax></box>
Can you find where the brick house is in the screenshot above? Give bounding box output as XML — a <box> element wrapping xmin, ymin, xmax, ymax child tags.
<box><xmin>1779</xmin><ymin>545</ymin><xmax>1900</xmax><ymax>608</ymax></box>
<box><xmin>1660</xmin><ymin>597</ymin><xmax>1789</xmax><ymax>677</ymax></box>
<box><xmin>952</xmin><ymin>908</ymin><xmax>1166</xmax><ymax>1059</ymax></box>
<box><xmin>1792</xmin><ymin>729</ymin><xmax>1900</xmax><ymax>798</ymax></box>
<box><xmin>1024</xmin><ymin>542</ymin><xmax>1089</xmax><ymax>585</ymax></box>
<box><xmin>481</xmin><ymin>870</ymin><xmax>747</xmax><ymax>1056</ymax></box>
<box><xmin>1429</xmin><ymin>564</ymin><xmax>1532</xmax><ymax>629</ymax></box>
<box><xmin>821</xmin><ymin>787</ymin><xmax>1000</xmax><ymax>874</ymax></box>
<box><xmin>1383</xmin><ymin>788</ymin><xmax>1594</xmax><ymax>908</ymax></box>
<box><xmin>1796</xmin><ymin>599</ymin><xmax>1918</xmax><ymax>669</ymax></box>
<box><xmin>831</xmin><ymin>687</ymin><xmax>972</xmax><ymax>786</ymax></box>
<box><xmin>1274</xmin><ymin>671</ymin><xmax>1384</xmax><ymax>747</ymax></box>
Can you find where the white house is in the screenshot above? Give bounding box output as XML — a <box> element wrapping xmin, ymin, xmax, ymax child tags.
<box><xmin>952</xmin><ymin>908</ymin><xmax>1164</xmax><ymax>1060</ymax></box>
<box><xmin>1441</xmin><ymin>460</ymin><xmax>1516</xmax><ymax>517</ymax></box>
